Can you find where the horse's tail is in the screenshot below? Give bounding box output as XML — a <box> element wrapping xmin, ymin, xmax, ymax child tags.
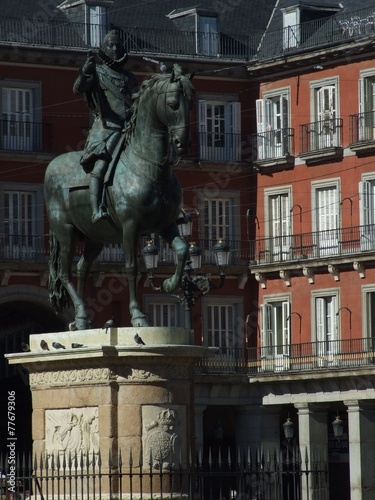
<box><xmin>48</xmin><ymin>230</ymin><xmax>70</xmax><ymax>313</ymax></box>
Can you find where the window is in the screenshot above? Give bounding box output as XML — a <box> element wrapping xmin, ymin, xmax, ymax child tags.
<box><xmin>260</xmin><ymin>297</ymin><xmax>291</xmax><ymax>371</ymax></box>
<box><xmin>0</xmin><ymin>183</ymin><xmax>44</xmax><ymax>260</ymax></box>
<box><xmin>198</xmin><ymin>16</ymin><xmax>218</xmax><ymax>55</ymax></box>
<box><xmin>199</xmin><ymin>191</ymin><xmax>239</xmax><ymax>263</ymax></box>
<box><xmin>312</xmin><ymin>180</ymin><xmax>340</xmax><ymax>255</ymax></box>
<box><xmin>144</xmin><ymin>296</ymin><xmax>184</xmax><ymax>327</ymax></box>
<box><xmin>86</xmin><ymin>5</ymin><xmax>108</xmax><ymax>47</ymax></box>
<box><xmin>282</xmin><ymin>7</ymin><xmax>300</xmax><ymax>49</ymax></box>
<box><xmin>311</xmin><ymin>79</ymin><xmax>339</xmax><ymax>149</ymax></box>
<box><xmin>359</xmin><ymin>175</ymin><xmax>375</xmax><ymax>249</ymax></box>
<box><xmin>203</xmin><ymin>297</ymin><xmax>243</xmax><ymax>371</ymax></box>
<box><xmin>358</xmin><ymin>71</ymin><xmax>375</xmax><ymax>141</ymax></box>
<box><xmin>198</xmin><ymin>97</ymin><xmax>241</xmax><ymax>161</ymax></box>
<box><xmin>313</xmin><ymin>291</ymin><xmax>339</xmax><ymax>366</ymax></box>
<box><xmin>363</xmin><ymin>286</ymin><xmax>375</xmax><ymax>351</ymax></box>
<box><xmin>0</xmin><ymin>80</ymin><xmax>41</xmax><ymax>152</ymax></box>
<box><xmin>255</xmin><ymin>89</ymin><xmax>291</xmax><ymax>161</ymax></box>
<box><xmin>264</xmin><ymin>187</ymin><xmax>291</xmax><ymax>262</ymax></box>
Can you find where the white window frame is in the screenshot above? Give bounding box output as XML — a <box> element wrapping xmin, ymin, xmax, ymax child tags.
<box><xmin>197</xmin><ymin>15</ymin><xmax>219</xmax><ymax>55</ymax></box>
<box><xmin>359</xmin><ymin>173</ymin><xmax>375</xmax><ymax>250</ymax></box>
<box><xmin>312</xmin><ymin>289</ymin><xmax>340</xmax><ymax>366</ymax></box>
<box><xmin>0</xmin><ymin>182</ymin><xmax>44</xmax><ymax>260</ymax></box>
<box><xmin>198</xmin><ymin>190</ymin><xmax>239</xmax><ymax>263</ymax></box>
<box><xmin>144</xmin><ymin>295</ymin><xmax>185</xmax><ymax>328</ymax></box>
<box><xmin>256</xmin><ymin>88</ymin><xmax>290</xmax><ymax>160</ymax></box>
<box><xmin>310</xmin><ymin>77</ymin><xmax>340</xmax><ymax>149</ymax></box>
<box><xmin>312</xmin><ymin>178</ymin><xmax>340</xmax><ymax>256</ymax></box>
<box><xmin>85</xmin><ymin>5</ymin><xmax>108</xmax><ymax>47</ymax></box>
<box><xmin>264</xmin><ymin>186</ymin><xmax>292</xmax><ymax>262</ymax></box>
<box><xmin>358</xmin><ymin>69</ymin><xmax>375</xmax><ymax>141</ymax></box>
<box><xmin>0</xmin><ymin>80</ymin><xmax>41</xmax><ymax>152</ymax></box>
<box><xmin>282</xmin><ymin>7</ymin><xmax>300</xmax><ymax>49</ymax></box>
<box><xmin>198</xmin><ymin>94</ymin><xmax>241</xmax><ymax>162</ymax></box>
<box><xmin>260</xmin><ymin>294</ymin><xmax>291</xmax><ymax>371</ymax></box>
<box><xmin>203</xmin><ymin>296</ymin><xmax>243</xmax><ymax>371</ymax></box>
<box><xmin>362</xmin><ymin>285</ymin><xmax>375</xmax><ymax>352</ymax></box>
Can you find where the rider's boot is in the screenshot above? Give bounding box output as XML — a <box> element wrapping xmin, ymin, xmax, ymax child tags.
<box><xmin>90</xmin><ymin>173</ymin><xmax>109</xmax><ymax>224</ymax></box>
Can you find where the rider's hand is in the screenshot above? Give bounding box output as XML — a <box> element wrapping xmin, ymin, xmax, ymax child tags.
<box><xmin>81</xmin><ymin>50</ymin><xmax>96</xmax><ymax>76</ymax></box>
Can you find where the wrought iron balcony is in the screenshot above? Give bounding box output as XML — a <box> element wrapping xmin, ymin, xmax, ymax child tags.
<box><xmin>300</xmin><ymin>118</ymin><xmax>343</xmax><ymax>154</ymax></box>
<box><xmin>0</xmin><ymin>17</ymin><xmax>250</xmax><ymax>61</ymax></box>
<box><xmin>349</xmin><ymin>110</ymin><xmax>375</xmax><ymax>150</ymax></box>
<box><xmin>0</xmin><ymin>119</ymin><xmax>52</xmax><ymax>153</ymax></box>
<box><xmin>247</xmin><ymin>5</ymin><xmax>375</xmax><ymax>63</ymax></box>
<box><xmin>252</xmin><ymin>128</ymin><xmax>294</xmax><ymax>162</ymax></box>
<box><xmin>196</xmin><ymin>337</ymin><xmax>375</xmax><ymax>375</ymax></box>
<box><xmin>195</xmin><ymin>132</ymin><xmax>243</xmax><ymax>162</ymax></box>
<box><xmin>0</xmin><ymin>235</ymin><xmax>249</xmax><ymax>268</ymax></box>
<box><xmin>249</xmin><ymin>224</ymin><xmax>375</xmax><ymax>266</ymax></box>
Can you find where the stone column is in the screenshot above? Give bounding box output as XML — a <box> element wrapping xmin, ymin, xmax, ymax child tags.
<box><xmin>295</xmin><ymin>403</ymin><xmax>329</xmax><ymax>500</ymax></box>
<box><xmin>6</xmin><ymin>327</ymin><xmax>215</xmax><ymax>498</ymax></box>
<box><xmin>346</xmin><ymin>400</ymin><xmax>375</xmax><ymax>500</ymax></box>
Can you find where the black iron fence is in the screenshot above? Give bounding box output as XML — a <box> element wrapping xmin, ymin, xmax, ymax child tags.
<box><xmin>249</xmin><ymin>223</ymin><xmax>375</xmax><ymax>265</ymax></box>
<box><xmin>300</xmin><ymin>118</ymin><xmax>343</xmax><ymax>154</ymax></box>
<box><xmin>0</xmin><ymin>448</ymin><xmax>328</xmax><ymax>500</ymax></box>
<box><xmin>196</xmin><ymin>337</ymin><xmax>375</xmax><ymax>375</ymax></box>
<box><xmin>0</xmin><ymin>120</ymin><xmax>52</xmax><ymax>153</ymax></box>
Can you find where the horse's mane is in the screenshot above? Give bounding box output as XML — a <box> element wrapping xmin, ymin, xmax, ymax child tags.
<box><xmin>125</xmin><ymin>66</ymin><xmax>195</xmax><ymax>140</ymax></box>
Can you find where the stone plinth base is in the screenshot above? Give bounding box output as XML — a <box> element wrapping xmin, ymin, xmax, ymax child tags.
<box><xmin>6</xmin><ymin>327</ymin><xmax>217</xmax><ymax>497</ymax></box>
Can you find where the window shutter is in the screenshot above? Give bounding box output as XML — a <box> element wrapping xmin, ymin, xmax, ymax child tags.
<box><xmin>225</xmin><ymin>101</ymin><xmax>241</xmax><ymax>161</ymax></box>
<box><xmin>316</xmin><ymin>297</ymin><xmax>325</xmax><ymax>355</ymax></box>
<box><xmin>282</xmin><ymin>301</ymin><xmax>290</xmax><ymax>355</ymax></box>
<box><xmin>261</xmin><ymin>303</ymin><xmax>273</xmax><ymax>356</ymax></box>
<box><xmin>359</xmin><ymin>180</ymin><xmax>371</xmax><ymax>227</ymax></box>
<box><xmin>256</xmin><ymin>99</ymin><xmax>272</xmax><ymax>133</ymax></box>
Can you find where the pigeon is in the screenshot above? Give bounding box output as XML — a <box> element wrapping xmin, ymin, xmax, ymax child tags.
<box><xmin>52</xmin><ymin>342</ymin><xmax>66</xmax><ymax>349</ymax></box>
<box><xmin>134</xmin><ymin>333</ymin><xmax>145</xmax><ymax>346</ymax></box>
<box><xmin>71</xmin><ymin>343</ymin><xmax>84</xmax><ymax>349</ymax></box>
<box><xmin>21</xmin><ymin>342</ymin><xmax>31</xmax><ymax>352</ymax></box>
<box><xmin>40</xmin><ymin>340</ymin><xmax>49</xmax><ymax>351</ymax></box>
<box><xmin>102</xmin><ymin>317</ymin><xmax>114</xmax><ymax>333</ymax></box>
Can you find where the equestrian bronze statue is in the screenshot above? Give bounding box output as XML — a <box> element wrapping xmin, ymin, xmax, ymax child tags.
<box><xmin>44</xmin><ymin>64</ymin><xmax>195</xmax><ymax>330</ymax></box>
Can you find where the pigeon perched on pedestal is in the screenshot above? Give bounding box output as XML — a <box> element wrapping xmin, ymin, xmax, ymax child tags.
<box><xmin>134</xmin><ymin>333</ymin><xmax>145</xmax><ymax>346</ymax></box>
<box><xmin>52</xmin><ymin>342</ymin><xmax>66</xmax><ymax>349</ymax></box>
<box><xmin>40</xmin><ymin>340</ymin><xmax>49</xmax><ymax>351</ymax></box>
<box><xmin>102</xmin><ymin>317</ymin><xmax>114</xmax><ymax>333</ymax></box>
<box><xmin>21</xmin><ymin>342</ymin><xmax>31</xmax><ymax>352</ymax></box>
<box><xmin>71</xmin><ymin>343</ymin><xmax>84</xmax><ymax>349</ymax></box>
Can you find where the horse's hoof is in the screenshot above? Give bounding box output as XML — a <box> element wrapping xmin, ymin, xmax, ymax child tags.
<box><xmin>69</xmin><ymin>322</ymin><xmax>77</xmax><ymax>331</ymax></box>
<box><xmin>131</xmin><ymin>316</ymin><xmax>150</xmax><ymax>327</ymax></box>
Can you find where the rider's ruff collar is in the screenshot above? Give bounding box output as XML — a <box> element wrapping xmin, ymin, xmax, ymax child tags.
<box><xmin>97</xmin><ymin>48</ymin><xmax>128</xmax><ymax>69</ymax></box>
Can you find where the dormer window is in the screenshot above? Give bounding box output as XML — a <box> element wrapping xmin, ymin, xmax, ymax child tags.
<box><xmin>86</xmin><ymin>4</ymin><xmax>108</xmax><ymax>47</ymax></box>
<box><xmin>167</xmin><ymin>8</ymin><xmax>218</xmax><ymax>56</ymax></box>
<box><xmin>198</xmin><ymin>16</ymin><xmax>218</xmax><ymax>56</ymax></box>
<box><xmin>282</xmin><ymin>7</ymin><xmax>300</xmax><ymax>49</ymax></box>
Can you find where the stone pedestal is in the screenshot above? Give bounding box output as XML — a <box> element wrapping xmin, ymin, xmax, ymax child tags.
<box><xmin>6</xmin><ymin>327</ymin><xmax>216</xmax><ymax>498</ymax></box>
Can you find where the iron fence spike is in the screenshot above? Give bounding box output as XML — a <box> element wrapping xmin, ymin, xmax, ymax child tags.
<box><xmin>129</xmin><ymin>447</ymin><xmax>133</xmax><ymax>467</ymax></box>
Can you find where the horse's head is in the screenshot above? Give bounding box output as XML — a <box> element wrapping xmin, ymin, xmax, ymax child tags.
<box><xmin>158</xmin><ymin>64</ymin><xmax>195</xmax><ymax>156</ymax></box>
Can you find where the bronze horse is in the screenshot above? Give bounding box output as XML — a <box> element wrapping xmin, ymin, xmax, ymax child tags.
<box><xmin>44</xmin><ymin>66</ymin><xmax>195</xmax><ymax>330</ymax></box>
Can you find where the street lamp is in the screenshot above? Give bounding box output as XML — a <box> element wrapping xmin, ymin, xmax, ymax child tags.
<box><xmin>283</xmin><ymin>416</ymin><xmax>295</xmax><ymax>443</ymax></box>
<box><xmin>332</xmin><ymin>413</ymin><xmax>344</xmax><ymax>440</ymax></box>
<box><xmin>141</xmin><ymin>214</ymin><xmax>230</xmax><ymax>328</ymax></box>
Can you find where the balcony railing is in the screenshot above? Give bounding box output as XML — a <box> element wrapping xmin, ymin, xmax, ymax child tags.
<box><xmin>0</xmin><ymin>119</ymin><xmax>52</xmax><ymax>153</ymax></box>
<box><xmin>252</xmin><ymin>128</ymin><xmax>294</xmax><ymax>162</ymax></box>
<box><xmin>300</xmin><ymin>118</ymin><xmax>343</xmax><ymax>154</ymax></box>
<box><xmin>197</xmin><ymin>132</ymin><xmax>242</xmax><ymax>162</ymax></box>
<box><xmin>0</xmin><ymin>17</ymin><xmax>250</xmax><ymax>60</ymax></box>
<box><xmin>0</xmin><ymin>234</ymin><xmax>249</xmax><ymax>267</ymax></box>
<box><xmin>196</xmin><ymin>337</ymin><xmax>375</xmax><ymax>375</ymax></box>
<box><xmin>248</xmin><ymin>5</ymin><xmax>375</xmax><ymax>62</ymax></box>
<box><xmin>349</xmin><ymin>109</ymin><xmax>375</xmax><ymax>145</ymax></box>
<box><xmin>249</xmin><ymin>224</ymin><xmax>375</xmax><ymax>265</ymax></box>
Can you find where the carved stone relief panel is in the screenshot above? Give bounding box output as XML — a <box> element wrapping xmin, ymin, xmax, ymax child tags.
<box><xmin>142</xmin><ymin>405</ymin><xmax>186</xmax><ymax>469</ymax></box>
<box><xmin>45</xmin><ymin>407</ymin><xmax>99</xmax><ymax>466</ymax></box>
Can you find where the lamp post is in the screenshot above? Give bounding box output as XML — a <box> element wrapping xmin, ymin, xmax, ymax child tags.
<box><xmin>332</xmin><ymin>414</ymin><xmax>344</xmax><ymax>440</ymax></box>
<box><xmin>142</xmin><ymin>212</ymin><xmax>230</xmax><ymax>329</ymax></box>
<box><xmin>283</xmin><ymin>416</ymin><xmax>295</xmax><ymax>443</ymax></box>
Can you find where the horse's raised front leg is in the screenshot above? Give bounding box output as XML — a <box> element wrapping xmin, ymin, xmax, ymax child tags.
<box><xmin>57</xmin><ymin>225</ymin><xmax>90</xmax><ymax>331</ymax></box>
<box><xmin>161</xmin><ymin>225</ymin><xmax>189</xmax><ymax>294</ymax></box>
<box><xmin>122</xmin><ymin>223</ymin><xmax>150</xmax><ymax>327</ymax></box>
